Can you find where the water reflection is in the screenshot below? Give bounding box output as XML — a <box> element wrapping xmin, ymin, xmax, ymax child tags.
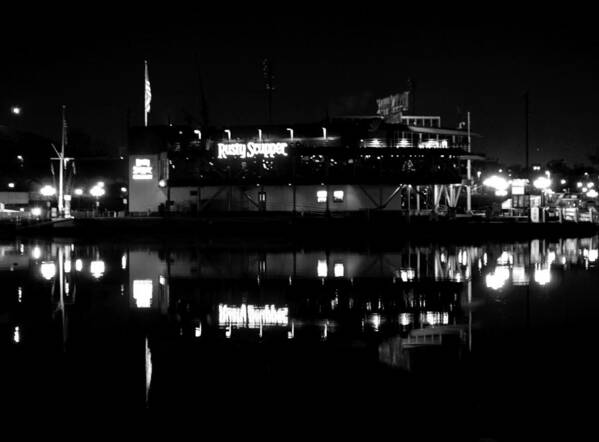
<box><xmin>1</xmin><ymin>236</ymin><xmax>598</xmax><ymax>410</ymax></box>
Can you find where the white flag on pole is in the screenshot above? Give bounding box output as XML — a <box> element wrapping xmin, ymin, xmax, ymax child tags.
<box><xmin>145</xmin><ymin>60</ymin><xmax>152</xmax><ymax>115</ymax></box>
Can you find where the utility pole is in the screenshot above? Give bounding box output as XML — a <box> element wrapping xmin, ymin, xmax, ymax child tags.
<box><xmin>524</xmin><ymin>91</ymin><xmax>529</xmax><ymax>173</ymax></box>
<box><xmin>466</xmin><ymin>111</ymin><xmax>472</xmax><ymax>212</ymax></box>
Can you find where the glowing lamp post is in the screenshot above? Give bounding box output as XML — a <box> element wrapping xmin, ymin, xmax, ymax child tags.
<box><xmin>90</xmin><ymin>183</ymin><xmax>105</xmax><ymax>215</ymax></box>
<box><xmin>40</xmin><ymin>185</ymin><xmax>57</xmax><ymax>217</ymax></box>
<box><xmin>40</xmin><ymin>185</ymin><xmax>56</xmax><ymax>197</ymax></box>
<box><xmin>482</xmin><ymin>175</ymin><xmax>509</xmax><ymax>197</ymax></box>
<box><xmin>533</xmin><ymin>176</ymin><xmax>551</xmax><ymax>191</ymax></box>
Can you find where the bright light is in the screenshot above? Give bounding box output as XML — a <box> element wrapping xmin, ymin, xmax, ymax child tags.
<box><xmin>11</xmin><ymin>106</ymin><xmax>21</xmax><ymax>115</ymax></box>
<box><xmin>17</xmin><ymin>155</ymin><xmax>23</xmax><ymax>161</ymax></box>
<box><xmin>31</xmin><ymin>246</ymin><xmax>42</xmax><ymax>260</ymax></box>
<box><xmin>193</xmin><ymin>129</ymin><xmax>202</xmax><ymax>140</ymax></box>
<box><xmin>133</xmin><ymin>280</ymin><xmax>153</xmax><ymax>308</ymax></box>
<box><xmin>132</xmin><ymin>158</ymin><xmax>153</xmax><ymax>180</ymax></box>
<box><xmin>13</xmin><ymin>326</ymin><xmax>20</xmax><ymax>343</ymax></box>
<box><xmin>495</xmin><ymin>189</ymin><xmax>508</xmax><ymax>197</ymax></box>
<box><xmin>31</xmin><ymin>207</ymin><xmax>42</xmax><ymax>217</ymax></box>
<box><xmin>286</xmin><ymin>128</ymin><xmax>294</xmax><ymax>140</ymax></box>
<box><xmin>534</xmin><ymin>267</ymin><xmax>551</xmax><ymax>286</ymax></box>
<box><xmin>74</xmin><ymin>188</ymin><xmax>83</xmax><ymax>196</ymax></box>
<box><xmin>40</xmin><ymin>261</ymin><xmax>56</xmax><ymax>280</ymax></box>
<box><xmin>334</xmin><ymin>263</ymin><xmax>344</xmax><ymax>278</ymax></box>
<box><xmin>158</xmin><ymin>179</ymin><xmax>167</xmax><ymax>188</ymax></box>
<box><xmin>333</xmin><ymin>190</ymin><xmax>344</xmax><ymax>202</ymax></box>
<box><xmin>121</xmin><ymin>253</ymin><xmax>127</xmax><ymax>270</ymax></box>
<box><xmin>316</xmin><ymin>190</ymin><xmax>327</xmax><ymax>203</ymax></box>
<box><xmin>577</xmin><ymin>182</ymin><xmax>583</xmax><ymax>188</ymax></box>
<box><xmin>89</xmin><ymin>185</ymin><xmax>105</xmax><ymax>198</ymax></box>
<box><xmin>120</xmin><ymin>187</ymin><xmax>127</xmax><ymax>193</ymax></box>
<box><xmin>317</xmin><ymin>260</ymin><xmax>328</xmax><ymax>277</ymax></box>
<box><xmin>322</xmin><ymin>127</ymin><xmax>327</xmax><ymax>139</ymax></box>
<box><xmin>533</xmin><ymin>176</ymin><xmax>551</xmax><ymax>190</ymax></box>
<box><xmin>8</xmin><ymin>182</ymin><xmax>15</xmax><ymax>189</ymax></box>
<box><xmin>560</xmin><ymin>179</ymin><xmax>567</xmax><ymax>185</ymax></box>
<box><xmin>399</xmin><ymin>313</ymin><xmax>412</xmax><ymax>326</ymax></box>
<box><xmin>370</xmin><ymin>314</ymin><xmax>381</xmax><ymax>332</ymax></box>
<box><xmin>97</xmin><ymin>181</ymin><xmax>105</xmax><ymax>188</ymax></box>
<box><xmin>218</xmin><ymin>304</ymin><xmax>289</xmax><ymax>328</ymax></box>
<box><xmin>588</xmin><ymin>182</ymin><xmax>595</xmax><ymax>188</ymax></box>
<box><xmin>40</xmin><ymin>185</ymin><xmax>56</xmax><ymax>197</ymax></box>
<box><xmin>75</xmin><ymin>259</ymin><xmax>83</xmax><ymax>272</ymax></box>
<box><xmin>485</xmin><ymin>266</ymin><xmax>510</xmax><ymax>290</ymax></box>
<box><xmin>421</xmin><ymin>311</ymin><xmax>449</xmax><ymax>326</ymax></box>
<box><xmin>64</xmin><ymin>259</ymin><xmax>71</xmax><ymax>273</ymax></box>
<box><xmin>399</xmin><ymin>268</ymin><xmax>415</xmax><ymax>282</ymax></box>
<box><xmin>587</xmin><ymin>189</ymin><xmax>598</xmax><ymax>198</ymax></box>
<box><xmin>90</xmin><ymin>260</ymin><xmax>105</xmax><ymax>279</ymax></box>
<box><xmin>483</xmin><ymin>175</ymin><xmax>509</xmax><ymax>191</ymax></box>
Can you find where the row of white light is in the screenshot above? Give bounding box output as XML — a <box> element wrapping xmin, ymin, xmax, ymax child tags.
<box><xmin>39</xmin><ymin>258</ymin><xmax>106</xmax><ymax>280</ymax></box>
<box><xmin>223</xmin><ymin>127</ymin><xmax>326</xmax><ymax>141</ymax></box>
<box><xmin>39</xmin><ymin>182</ymin><xmax>107</xmax><ymax>198</ymax></box>
<box><xmin>317</xmin><ymin>260</ymin><xmax>345</xmax><ymax>278</ymax></box>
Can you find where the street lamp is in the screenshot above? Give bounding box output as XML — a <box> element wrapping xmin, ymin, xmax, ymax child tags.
<box><xmin>533</xmin><ymin>176</ymin><xmax>551</xmax><ymax>191</ymax></box>
<box><xmin>286</xmin><ymin>128</ymin><xmax>294</xmax><ymax>140</ymax></box>
<box><xmin>40</xmin><ymin>185</ymin><xmax>56</xmax><ymax>197</ymax></box>
<box><xmin>482</xmin><ymin>175</ymin><xmax>509</xmax><ymax>196</ymax></box>
<box><xmin>90</xmin><ymin>183</ymin><xmax>105</xmax><ymax>215</ymax></box>
<box><xmin>11</xmin><ymin>106</ymin><xmax>21</xmax><ymax>115</ymax></box>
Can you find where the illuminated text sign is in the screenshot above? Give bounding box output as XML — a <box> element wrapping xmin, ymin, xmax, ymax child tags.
<box><xmin>218</xmin><ymin>142</ymin><xmax>288</xmax><ymax>159</ymax></box>
<box><xmin>218</xmin><ymin>303</ymin><xmax>289</xmax><ymax>328</ymax></box>
<box><xmin>418</xmin><ymin>140</ymin><xmax>448</xmax><ymax>149</ymax></box>
<box><xmin>132</xmin><ymin>158</ymin><xmax>153</xmax><ymax>180</ymax></box>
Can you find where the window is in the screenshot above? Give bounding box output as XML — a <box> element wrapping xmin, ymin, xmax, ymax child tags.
<box><xmin>316</xmin><ymin>190</ymin><xmax>327</xmax><ymax>203</ymax></box>
<box><xmin>333</xmin><ymin>190</ymin><xmax>344</xmax><ymax>202</ymax></box>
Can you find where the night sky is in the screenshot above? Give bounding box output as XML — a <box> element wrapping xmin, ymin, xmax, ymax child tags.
<box><xmin>2</xmin><ymin>5</ymin><xmax>598</xmax><ymax>165</ymax></box>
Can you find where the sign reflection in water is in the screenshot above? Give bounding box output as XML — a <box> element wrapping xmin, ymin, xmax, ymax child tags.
<box><xmin>1</xmin><ymin>236</ymin><xmax>598</xmax><ymax>408</ymax></box>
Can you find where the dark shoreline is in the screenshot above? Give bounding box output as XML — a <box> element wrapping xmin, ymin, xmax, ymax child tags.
<box><xmin>2</xmin><ymin>213</ymin><xmax>597</xmax><ymax>247</ymax></box>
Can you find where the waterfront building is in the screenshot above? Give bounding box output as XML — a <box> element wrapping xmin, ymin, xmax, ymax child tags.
<box><xmin>127</xmin><ymin>98</ymin><xmax>481</xmax><ymax>215</ymax></box>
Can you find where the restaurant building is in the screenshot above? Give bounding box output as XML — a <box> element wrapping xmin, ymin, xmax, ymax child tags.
<box><xmin>127</xmin><ymin>94</ymin><xmax>480</xmax><ymax>215</ymax></box>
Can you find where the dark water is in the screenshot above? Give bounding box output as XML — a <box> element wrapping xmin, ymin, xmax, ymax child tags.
<box><xmin>1</xmin><ymin>236</ymin><xmax>598</xmax><ymax>435</ymax></box>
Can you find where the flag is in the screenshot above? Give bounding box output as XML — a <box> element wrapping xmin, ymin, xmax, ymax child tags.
<box><xmin>145</xmin><ymin>60</ymin><xmax>152</xmax><ymax>115</ymax></box>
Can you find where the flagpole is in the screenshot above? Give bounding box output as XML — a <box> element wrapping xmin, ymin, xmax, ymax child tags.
<box><xmin>144</xmin><ymin>60</ymin><xmax>149</xmax><ymax>127</ymax></box>
<box><xmin>59</xmin><ymin>105</ymin><xmax>66</xmax><ymax>216</ymax></box>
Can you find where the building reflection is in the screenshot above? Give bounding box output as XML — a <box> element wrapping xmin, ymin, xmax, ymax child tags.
<box><xmin>0</xmin><ymin>236</ymin><xmax>597</xmax><ymax>406</ymax></box>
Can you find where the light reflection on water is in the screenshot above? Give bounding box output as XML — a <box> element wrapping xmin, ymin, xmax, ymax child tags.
<box><xmin>1</xmin><ymin>236</ymin><xmax>598</xmax><ymax>415</ymax></box>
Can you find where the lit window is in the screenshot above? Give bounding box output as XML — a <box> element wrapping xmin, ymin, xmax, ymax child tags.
<box><xmin>317</xmin><ymin>260</ymin><xmax>328</xmax><ymax>277</ymax></box>
<box><xmin>333</xmin><ymin>190</ymin><xmax>344</xmax><ymax>202</ymax></box>
<box><xmin>133</xmin><ymin>280</ymin><xmax>153</xmax><ymax>308</ymax></box>
<box><xmin>316</xmin><ymin>190</ymin><xmax>327</xmax><ymax>203</ymax></box>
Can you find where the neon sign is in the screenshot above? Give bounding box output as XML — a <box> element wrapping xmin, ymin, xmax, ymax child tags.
<box><xmin>132</xmin><ymin>158</ymin><xmax>153</xmax><ymax>180</ymax></box>
<box><xmin>418</xmin><ymin>139</ymin><xmax>448</xmax><ymax>149</ymax></box>
<box><xmin>218</xmin><ymin>142</ymin><xmax>288</xmax><ymax>159</ymax></box>
<box><xmin>218</xmin><ymin>304</ymin><xmax>289</xmax><ymax>328</ymax></box>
